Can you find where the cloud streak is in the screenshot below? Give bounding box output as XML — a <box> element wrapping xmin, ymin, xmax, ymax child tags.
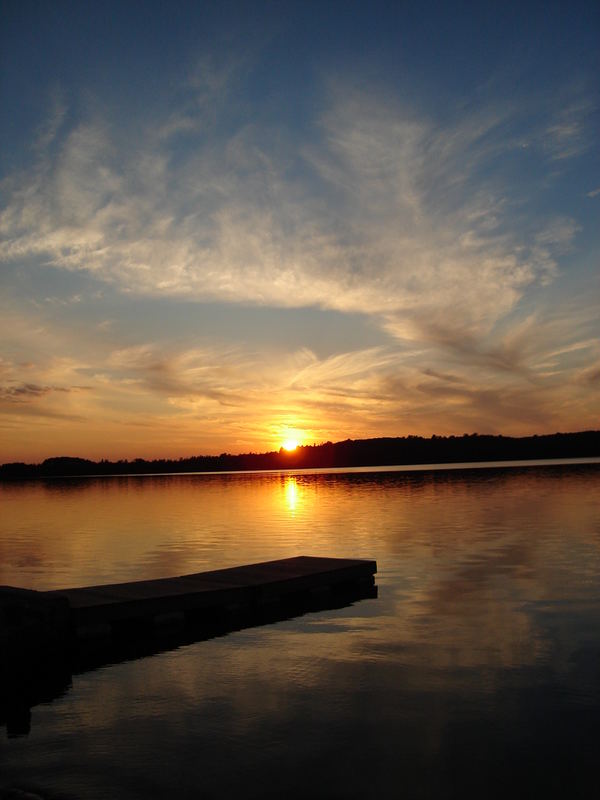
<box><xmin>0</xmin><ymin>83</ymin><xmax>584</xmax><ymax>344</ymax></box>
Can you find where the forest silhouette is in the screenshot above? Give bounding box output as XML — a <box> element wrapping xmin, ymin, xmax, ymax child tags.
<box><xmin>1</xmin><ymin>431</ymin><xmax>598</xmax><ymax>479</ymax></box>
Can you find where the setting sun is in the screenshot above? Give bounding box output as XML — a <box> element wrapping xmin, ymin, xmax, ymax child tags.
<box><xmin>279</xmin><ymin>427</ymin><xmax>304</xmax><ymax>452</ymax></box>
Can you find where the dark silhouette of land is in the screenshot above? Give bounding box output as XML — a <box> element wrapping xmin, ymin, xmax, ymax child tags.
<box><xmin>1</xmin><ymin>430</ymin><xmax>598</xmax><ymax>480</ymax></box>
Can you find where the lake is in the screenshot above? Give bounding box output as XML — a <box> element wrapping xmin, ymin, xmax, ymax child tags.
<box><xmin>2</xmin><ymin>461</ymin><xmax>600</xmax><ymax>798</ymax></box>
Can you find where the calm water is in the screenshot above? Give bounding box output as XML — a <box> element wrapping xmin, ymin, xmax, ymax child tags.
<box><xmin>2</xmin><ymin>462</ymin><xmax>600</xmax><ymax>798</ymax></box>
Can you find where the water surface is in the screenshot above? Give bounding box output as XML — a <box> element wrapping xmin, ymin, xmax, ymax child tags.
<box><xmin>2</xmin><ymin>463</ymin><xmax>600</xmax><ymax>798</ymax></box>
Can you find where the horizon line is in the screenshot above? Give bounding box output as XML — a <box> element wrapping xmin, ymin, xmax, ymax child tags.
<box><xmin>2</xmin><ymin>429</ymin><xmax>599</xmax><ymax>470</ymax></box>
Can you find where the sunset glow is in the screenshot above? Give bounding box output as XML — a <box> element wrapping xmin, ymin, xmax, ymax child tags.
<box><xmin>1</xmin><ymin>3</ymin><xmax>598</xmax><ymax>464</ymax></box>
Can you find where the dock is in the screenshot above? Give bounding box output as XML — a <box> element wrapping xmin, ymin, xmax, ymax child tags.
<box><xmin>1</xmin><ymin>556</ymin><xmax>377</xmax><ymax>734</ymax></box>
<box><xmin>47</xmin><ymin>555</ymin><xmax>377</xmax><ymax>638</ymax></box>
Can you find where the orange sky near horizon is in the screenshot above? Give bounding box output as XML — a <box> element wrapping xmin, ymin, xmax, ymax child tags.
<box><xmin>0</xmin><ymin>376</ymin><xmax>598</xmax><ymax>463</ymax></box>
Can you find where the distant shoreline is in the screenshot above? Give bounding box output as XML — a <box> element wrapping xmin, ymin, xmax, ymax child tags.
<box><xmin>9</xmin><ymin>457</ymin><xmax>598</xmax><ymax>483</ymax></box>
<box><xmin>2</xmin><ymin>431</ymin><xmax>599</xmax><ymax>480</ymax></box>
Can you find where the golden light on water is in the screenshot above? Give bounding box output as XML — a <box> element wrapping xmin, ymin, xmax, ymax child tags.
<box><xmin>284</xmin><ymin>476</ymin><xmax>299</xmax><ymax>513</ymax></box>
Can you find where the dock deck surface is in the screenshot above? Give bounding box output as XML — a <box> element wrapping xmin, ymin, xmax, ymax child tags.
<box><xmin>45</xmin><ymin>556</ymin><xmax>377</xmax><ymax>632</ymax></box>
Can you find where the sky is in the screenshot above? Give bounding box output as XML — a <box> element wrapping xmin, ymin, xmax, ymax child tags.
<box><xmin>1</xmin><ymin>0</ymin><xmax>599</xmax><ymax>462</ymax></box>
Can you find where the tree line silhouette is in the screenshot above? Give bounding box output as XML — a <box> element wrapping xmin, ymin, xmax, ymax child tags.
<box><xmin>1</xmin><ymin>431</ymin><xmax>599</xmax><ymax>479</ymax></box>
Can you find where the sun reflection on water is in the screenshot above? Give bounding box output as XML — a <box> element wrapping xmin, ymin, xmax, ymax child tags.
<box><xmin>284</xmin><ymin>476</ymin><xmax>299</xmax><ymax>514</ymax></box>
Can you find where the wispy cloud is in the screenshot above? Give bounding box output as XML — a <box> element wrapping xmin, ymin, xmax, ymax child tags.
<box><xmin>543</xmin><ymin>100</ymin><xmax>594</xmax><ymax>161</ymax></box>
<box><xmin>1</xmin><ymin>306</ymin><xmax>598</xmax><ymax>460</ymax></box>
<box><xmin>0</xmin><ymin>83</ymin><xmax>583</xmax><ymax>344</ymax></box>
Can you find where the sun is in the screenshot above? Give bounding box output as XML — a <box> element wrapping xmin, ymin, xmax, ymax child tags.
<box><xmin>279</xmin><ymin>427</ymin><xmax>304</xmax><ymax>452</ymax></box>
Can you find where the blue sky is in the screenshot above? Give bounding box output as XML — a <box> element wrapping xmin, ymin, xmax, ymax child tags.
<box><xmin>1</xmin><ymin>0</ymin><xmax>599</xmax><ymax>461</ymax></box>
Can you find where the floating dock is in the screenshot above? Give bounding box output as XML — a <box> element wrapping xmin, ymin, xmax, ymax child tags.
<box><xmin>2</xmin><ymin>557</ymin><xmax>377</xmax><ymax>735</ymax></box>
<box><xmin>46</xmin><ymin>555</ymin><xmax>377</xmax><ymax>638</ymax></box>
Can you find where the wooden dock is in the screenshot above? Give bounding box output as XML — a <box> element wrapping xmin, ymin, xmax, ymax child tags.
<box><xmin>46</xmin><ymin>555</ymin><xmax>377</xmax><ymax>638</ymax></box>
<box><xmin>0</xmin><ymin>556</ymin><xmax>377</xmax><ymax>736</ymax></box>
<box><xmin>2</xmin><ymin>557</ymin><xmax>377</xmax><ymax>735</ymax></box>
